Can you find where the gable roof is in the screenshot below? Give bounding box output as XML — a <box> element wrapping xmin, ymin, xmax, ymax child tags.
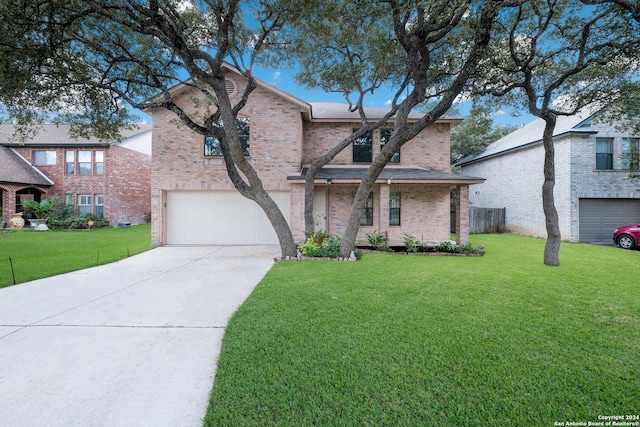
<box><xmin>0</xmin><ymin>146</ymin><xmax>54</xmax><ymax>186</ymax></box>
<box><xmin>307</xmin><ymin>102</ymin><xmax>462</xmax><ymax>125</ymax></box>
<box><xmin>456</xmin><ymin>106</ymin><xmax>599</xmax><ymax>166</ymax></box>
<box><xmin>0</xmin><ymin>124</ymin><xmax>152</xmax><ymax>147</ymax></box>
<box><xmin>288</xmin><ymin>166</ymin><xmax>484</xmax><ymax>185</ymax></box>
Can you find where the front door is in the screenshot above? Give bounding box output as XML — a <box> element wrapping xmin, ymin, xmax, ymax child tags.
<box><xmin>313</xmin><ymin>190</ymin><xmax>327</xmax><ymax>233</ymax></box>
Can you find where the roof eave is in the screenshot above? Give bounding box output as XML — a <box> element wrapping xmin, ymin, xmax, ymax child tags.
<box><xmin>286</xmin><ymin>176</ymin><xmax>485</xmax><ymax>185</ymax></box>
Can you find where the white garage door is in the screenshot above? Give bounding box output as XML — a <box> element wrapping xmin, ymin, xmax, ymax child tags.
<box><xmin>166</xmin><ymin>191</ymin><xmax>290</xmax><ymax>245</ymax></box>
<box><xmin>579</xmin><ymin>198</ymin><xmax>640</xmax><ymax>244</ymax></box>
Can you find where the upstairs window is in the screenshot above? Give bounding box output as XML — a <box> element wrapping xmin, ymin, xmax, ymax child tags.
<box><xmin>66</xmin><ymin>151</ymin><xmax>75</xmax><ymax>174</ymax></box>
<box><xmin>621</xmin><ymin>138</ymin><xmax>640</xmax><ymax>171</ymax></box>
<box><xmin>380</xmin><ymin>129</ymin><xmax>400</xmax><ymax>163</ymax></box>
<box><xmin>596</xmin><ymin>138</ymin><xmax>613</xmax><ymax>170</ymax></box>
<box><xmin>33</xmin><ymin>150</ymin><xmax>56</xmax><ymax>165</ymax></box>
<box><xmin>78</xmin><ymin>150</ymin><xmax>92</xmax><ymax>174</ymax></box>
<box><xmin>66</xmin><ymin>150</ymin><xmax>102</xmax><ymax>174</ymax></box>
<box><xmin>95</xmin><ymin>151</ymin><xmax>104</xmax><ymax>175</ymax></box>
<box><xmin>353</xmin><ymin>130</ymin><xmax>373</xmax><ymax>163</ymax></box>
<box><xmin>205</xmin><ymin>117</ymin><xmax>250</xmax><ymax>157</ymax></box>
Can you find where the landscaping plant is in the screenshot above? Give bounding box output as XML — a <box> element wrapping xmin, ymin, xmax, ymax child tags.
<box><xmin>299</xmin><ymin>233</ymin><xmax>342</xmax><ymax>258</ymax></box>
<box><xmin>403</xmin><ymin>233</ymin><xmax>421</xmax><ymax>253</ymax></box>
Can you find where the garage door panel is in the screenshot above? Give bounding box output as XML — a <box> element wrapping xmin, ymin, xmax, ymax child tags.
<box><xmin>166</xmin><ymin>191</ymin><xmax>289</xmax><ymax>245</ymax></box>
<box><xmin>579</xmin><ymin>198</ymin><xmax>640</xmax><ymax>243</ymax></box>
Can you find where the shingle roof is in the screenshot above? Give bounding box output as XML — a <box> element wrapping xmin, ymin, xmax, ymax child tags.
<box><xmin>308</xmin><ymin>102</ymin><xmax>461</xmax><ymax>124</ymax></box>
<box><xmin>0</xmin><ymin>124</ymin><xmax>152</xmax><ymax>147</ymax></box>
<box><xmin>0</xmin><ymin>146</ymin><xmax>54</xmax><ymax>186</ymax></box>
<box><xmin>456</xmin><ymin>106</ymin><xmax>598</xmax><ymax>166</ymax></box>
<box><xmin>288</xmin><ymin>167</ymin><xmax>484</xmax><ymax>184</ymax></box>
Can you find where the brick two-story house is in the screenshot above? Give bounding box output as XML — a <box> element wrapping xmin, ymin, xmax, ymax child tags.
<box><xmin>457</xmin><ymin>107</ymin><xmax>640</xmax><ymax>244</ymax></box>
<box><xmin>149</xmin><ymin>66</ymin><xmax>483</xmax><ymax>247</ymax></box>
<box><xmin>0</xmin><ymin>124</ymin><xmax>152</xmax><ymax>227</ymax></box>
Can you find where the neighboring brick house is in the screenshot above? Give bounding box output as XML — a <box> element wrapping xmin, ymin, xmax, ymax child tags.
<box><xmin>456</xmin><ymin>107</ymin><xmax>640</xmax><ymax>244</ymax></box>
<box><xmin>0</xmin><ymin>124</ymin><xmax>152</xmax><ymax>227</ymax></box>
<box><xmin>149</xmin><ymin>65</ymin><xmax>483</xmax><ymax>247</ymax></box>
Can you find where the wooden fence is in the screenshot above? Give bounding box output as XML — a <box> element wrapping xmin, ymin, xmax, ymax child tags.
<box><xmin>469</xmin><ymin>207</ymin><xmax>506</xmax><ymax>233</ymax></box>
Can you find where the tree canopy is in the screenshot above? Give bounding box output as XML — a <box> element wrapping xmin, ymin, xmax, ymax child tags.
<box><xmin>450</xmin><ymin>107</ymin><xmax>517</xmax><ymax>164</ymax></box>
<box><xmin>1</xmin><ymin>0</ymin><xmax>639</xmax><ymax>262</ymax></box>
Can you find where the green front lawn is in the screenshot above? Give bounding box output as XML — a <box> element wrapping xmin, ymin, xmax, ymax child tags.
<box><xmin>0</xmin><ymin>224</ymin><xmax>152</xmax><ymax>288</ymax></box>
<box><xmin>205</xmin><ymin>234</ymin><xmax>639</xmax><ymax>426</ymax></box>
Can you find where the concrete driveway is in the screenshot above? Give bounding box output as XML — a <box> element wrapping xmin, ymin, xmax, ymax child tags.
<box><xmin>0</xmin><ymin>246</ymin><xmax>277</xmax><ymax>427</ymax></box>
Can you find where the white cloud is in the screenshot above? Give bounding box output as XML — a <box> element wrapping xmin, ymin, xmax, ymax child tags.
<box><xmin>272</xmin><ymin>71</ymin><xmax>281</xmax><ymax>83</ymax></box>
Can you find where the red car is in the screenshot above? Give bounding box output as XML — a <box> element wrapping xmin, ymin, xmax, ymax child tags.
<box><xmin>613</xmin><ymin>223</ymin><xmax>640</xmax><ymax>249</ymax></box>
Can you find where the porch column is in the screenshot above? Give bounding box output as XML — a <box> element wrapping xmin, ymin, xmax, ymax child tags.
<box><xmin>379</xmin><ymin>184</ymin><xmax>390</xmax><ymax>233</ymax></box>
<box><xmin>455</xmin><ymin>185</ymin><xmax>470</xmax><ymax>246</ymax></box>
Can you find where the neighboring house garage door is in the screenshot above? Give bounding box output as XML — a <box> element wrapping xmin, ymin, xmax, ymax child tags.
<box><xmin>579</xmin><ymin>198</ymin><xmax>640</xmax><ymax>244</ymax></box>
<box><xmin>166</xmin><ymin>191</ymin><xmax>290</xmax><ymax>245</ymax></box>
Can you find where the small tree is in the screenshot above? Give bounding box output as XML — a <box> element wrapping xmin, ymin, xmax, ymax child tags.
<box><xmin>450</xmin><ymin>106</ymin><xmax>517</xmax><ymax>164</ymax></box>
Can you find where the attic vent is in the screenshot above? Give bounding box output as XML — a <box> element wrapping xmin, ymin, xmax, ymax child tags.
<box><xmin>225</xmin><ymin>79</ymin><xmax>237</xmax><ymax>96</ymax></box>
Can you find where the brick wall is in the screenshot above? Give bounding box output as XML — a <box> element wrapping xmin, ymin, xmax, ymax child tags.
<box><xmin>322</xmin><ymin>183</ymin><xmax>451</xmax><ymax>245</ymax></box>
<box><xmin>462</xmin><ymin>142</ymin><xmax>571</xmax><ymax>239</ymax></box>
<box><xmin>303</xmin><ymin>122</ymin><xmax>451</xmax><ymax>172</ymax></box>
<box><xmin>150</xmin><ymin>70</ymin><xmax>457</xmax><ymax>245</ymax></box>
<box><xmin>108</xmin><ymin>145</ymin><xmax>151</xmax><ymax>224</ymax></box>
<box><xmin>150</xmin><ymin>73</ymin><xmax>304</xmax><ymax>245</ymax></box>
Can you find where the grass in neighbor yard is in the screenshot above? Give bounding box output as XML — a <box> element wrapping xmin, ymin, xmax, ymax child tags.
<box><xmin>0</xmin><ymin>224</ymin><xmax>152</xmax><ymax>287</ymax></box>
<box><xmin>205</xmin><ymin>234</ymin><xmax>639</xmax><ymax>426</ymax></box>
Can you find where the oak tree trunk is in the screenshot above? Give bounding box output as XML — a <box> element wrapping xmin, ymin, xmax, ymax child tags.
<box><xmin>541</xmin><ymin>115</ymin><xmax>561</xmax><ymax>266</ymax></box>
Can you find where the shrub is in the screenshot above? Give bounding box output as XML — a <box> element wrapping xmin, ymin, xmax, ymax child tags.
<box><xmin>366</xmin><ymin>231</ymin><xmax>391</xmax><ymax>252</ymax></box>
<box><xmin>435</xmin><ymin>241</ymin><xmax>454</xmax><ymax>252</ymax></box>
<box><xmin>49</xmin><ymin>214</ymin><xmax>109</xmax><ymax>230</ymax></box>
<box><xmin>403</xmin><ymin>234</ymin><xmax>421</xmax><ymax>253</ymax></box>
<box><xmin>299</xmin><ymin>234</ymin><xmax>342</xmax><ymax>258</ymax></box>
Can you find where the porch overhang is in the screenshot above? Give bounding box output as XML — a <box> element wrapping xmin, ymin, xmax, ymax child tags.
<box><xmin>287</xmin><ymin>167</ymin><xmax>485</xmax><ymax>185</ymax></box>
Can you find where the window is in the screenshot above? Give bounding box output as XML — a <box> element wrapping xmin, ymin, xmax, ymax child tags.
<box><xmin>621</xmin><ymin>138</ymin><xmax>640</xmax><ymax>170</ymax></box>
<box><xmin>66</xmin><ymin>150</ymin><xmax>102</xmax><ymax>174</ymax></box>
<box><xmin>78</xmin><ymin>194</ymin><xmax>92</xmax><ymax>215</ymax></box>
<box><xmin>95</xmin><ymin>151</ymin><xmax>104</xmax><ymax>175</ymax></box>
<box><xmin>380</xmin><ymin>129</ymin><xmax>400</xmax><ymax>163</ymax></box>
<box><xmin>359</xmin><ymin>192</ymin><xmax>374</xmax><ymax>226</ymax></box>
<box><xmin>204</xmin><ymin>117</ymin><xmax>250</xmax><ymax>156</ymax></box>
<box><xmin>66</xmin><ymin>151</ymin><xmax>75</xmax><ymax>174</ymax></box>
<box><xmin>596</xmin><ymin>138</ymin><xmax>613</xmax><ymax>170</ymax></box>
<box><xmin>78</xmin><ymin>150</ymin><xmax>92</xmax><ymax>174</ymax></box>
<box><xmin>95</xmin><ymin>194</ymin><xmax>104</xmax><ymax>217</ymax></box>
<box><xmin>353</xmin><ymin>130</ymin><xmax>373</xmax><ymax>163</ymax></box>
<box><xmin>389</xmin><ymin>192</ymin><xmax>401</xmax><ymax>226</ymax></box>
<box><xmin>33</xmin><ymin>150</ymin><xmax>56</xmax><ymax>165</ymax></box>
